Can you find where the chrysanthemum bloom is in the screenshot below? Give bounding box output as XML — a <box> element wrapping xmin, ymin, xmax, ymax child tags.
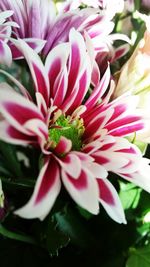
<box><xmin>0</xmin><ymin>30</ymin><xmax>150</xmax><ymax>224</ymax></box>
<box><xmin>0</xmin><ymin>10</ymin><xmax>18</xmax><ymax>65</ymax></box>
<box><xmin>0</xmin><ymin>0</ymin><xmax>129</xmax><ymax>60</ymax></box>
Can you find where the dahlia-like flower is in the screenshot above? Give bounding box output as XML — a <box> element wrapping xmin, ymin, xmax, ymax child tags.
<box><xmin>0</xmin><ymin>30</ymin><xmax>150</xmax><ymax>224</ymax></box>
<box><xmin>0</xmin><ymin>10</ymin><xmax>18</xmax><ymax>65</ymax></box>
<box><xmin>0</xmin><ymin>0</ymin><xmax>129</xmax><ymax>60</ymax></box>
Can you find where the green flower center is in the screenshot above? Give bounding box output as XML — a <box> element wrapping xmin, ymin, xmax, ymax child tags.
<box><xmin>49</xmin><ymin>115</ymin><xmax>85</xmax><ymax>151</ymax></box>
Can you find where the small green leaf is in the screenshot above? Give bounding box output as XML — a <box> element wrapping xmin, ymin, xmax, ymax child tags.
<box><xmin>119</xmin><ymin>182</ymin><xmax>141</xmax><ymax>210</ymax></box>
<box><xmin>46</xmin><ymin>217</ymin><xmax>70</xmax><ymax>256</ymax></box>
<box><xmin>126</xmin><ymin>245</ymin><xmax>150</xmax><ymax>267</ymax></box>
<box><xmin>0</xmin><ymin>224</ymin><xmax>37</xmax><ymax>245</ymax></box>
<box><xmin>0</xmin><ymin>176</ymin><xmax>35</xmax><ymax>189</ymax></box>
<box><xmin>77</xmin><ymin>206</ymin><xmax>93</xmax><ymax>220</ymax></box>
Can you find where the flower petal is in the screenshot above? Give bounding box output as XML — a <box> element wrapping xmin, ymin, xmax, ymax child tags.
<box><xmin>10</xmin><ymin>38</ymin><xmax>46</xmax><ymax>59</ymax></box>
<box><xmin>97</xmin><ymin>178</ymin><xmax>126</xmax><ymax>224</ymax></box>
<box><xmin>0</xmin><ymin>121</ymin><xmax>35</xmax><ymax>146</ymax></box>
<box><xmin>15</xmin><ymin>157</ymin><xmax>61</xmax><ymax>220</ymax></box>
<box><xmin>54</xmin><ymin>136</ymin><xmax>72</xmax><ymax>155</ymax></box>
<box><xmin>12</xmin><ymin>38</ymin><xmax>50</xmax><ymax>106</ymax></box>
<box><xmin>0</xmin><ymin>40</ymin><xmax>12</xmax><ymax>66</ymax></box>
<box><xmin>0</xmin><ymin>85</ymin><xmax>46</xmax><ymax>135</ymax></box>
<box><xmin>62</xmin><ymin>168</ymin><xmax>99</xmax><ymax>215</ymax></box>
<box><xmin>85</xmin><ymin>64</ymin><xmax>110</xmax><ymax>110</ymax></box>
<box><xmin>119</xmin><ymin>158</ymin><xmax>150</xmax><ymax>193</ymax></box>
<box><xmin>57</xmin><ymin>153</ymin><xmax>82</xmax><ymax>179</ymax></box>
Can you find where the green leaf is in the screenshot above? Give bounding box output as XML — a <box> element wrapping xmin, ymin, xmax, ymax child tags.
<box><xmin>119</xmin><ymin>182</ymin><xmax>141</xmax><ymax>210</ymax></box>
<box><xmin>126</xmin><ymin>245</ymin><xmax>150</xmax><ymax>267</ymax></box>
<box><xmin>133</xmin><ymin>141</ymin><xmax>147</xmax><ymax>155</ymax></box>
<box><xmin>0</xmin><ymin>224</ymin><xmax>37</xmax><ymax>245</ymax></box>
<box><xmin>54</xmin><ymin>206</ymin><xmax>96</xmax><ymax>249</ymax></box>
<box><xmin>45</xmin><ymin>217</ymin><xmax>70</xmax><ymax>256</ymax></box>
<box><xmin>77</xmin><ymin>206</ymin><xmax>93</xmax><ymax>220</ymax></box>
<box><xmin>0</xmin><ymin>176</ymin><xmax>35</xmax><ymax>189</ymax></box>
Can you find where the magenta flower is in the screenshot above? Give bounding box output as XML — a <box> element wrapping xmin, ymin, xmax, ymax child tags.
<box><xmin>0</xmin><ymin>29</ymin><xmax>149</xmax><ymax>224</ymax></box>
<box><xmin>0</xmin><ymin>0</ymin><xmax>129</xmax><ymax>60</ymax></box>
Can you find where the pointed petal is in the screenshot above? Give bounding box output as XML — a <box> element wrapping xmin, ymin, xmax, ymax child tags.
<box><xmin>12</xmin><ymin>39</ymin><xmax>50</xmax><ymax>105</ymax></box>
<box><xmin>54</xmin><ymin>136</ymin><xmax>72</xmax><ymax>155</ymax></box>
<box><xmin>0</xmin><ymin>121</ymin><xmax>35</xmax><ymax>146</ymax></box>
<box><xmin>85</xmin><ymin>65</ymin><xmax>110</xmax><ymax>110</ymax></box>
<box><xmin>45</xmin><ymin>42</ymin><xmax>69</xmax><ymax>98</ymax></box>
<box><xmin>119</xmin><ymin>158</ymin><xmax>150</xmax><ymax>193</ymax></box>
<box><xmin>67</xmin><ymin>28</ymin><xmax>88</xmax><ymax>94</ymax></box>
<box><xmin>0</xmin><ymin>86</ymin><xmax>46</xmax><ymax>135</ymax></box>
<box><xmin>0</xmin><ymin>40</ymin><xmax>12</xmax><ymax>66</ymax></box>
<box><xmin>15</xmin><ymin>157</ymin><xmax>61</xmax><ymax>220</ymax></box>
<box><xmin>97</xmin><ymin>178</ymin><xmax>126</xmax><ymax>224</ymax></box>
<box><xmin>10</xmin><ymin>38</ymin><xmax>46</xmax><ymax>59</ymax></box>
<box><xmin>111</xmin><ymin>44</ymin><xmax>129</xmax><ymax>62</ymax></box>
<box><xmin>0</xmin><ymin>72</ymin><xmax>31</xmax><ymax>100</ymax></box>
<box><xmin>62</xmin><ymin>168</ymin><xmax>99</xmax><ymax>215</ymax></box>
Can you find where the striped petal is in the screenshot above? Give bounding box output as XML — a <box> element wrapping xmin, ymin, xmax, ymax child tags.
<box><xmin>12</xmin><ymin>38</ymin><xmax>50</xmax><ymax>106</ymax></box>
<box><xmin>93</xmin><ymin>136</ymin><xmax>142</xmax><ymax>173</ymax></box>
<box><xmin>85</xmin><ymin>65</ymin><xmax>110</xmax><ymax>110</ymax></box>
<box><xmin>15</xmin><ymin>157</ymin><xmax>61</xmax><ymax>220</ymax></box>
<box><xmin>10</xmin><ymin>38</ymin><xmax>46</xmax><ymax>59</ymax></box>
<box><xmin>45</xmin><ymin>42</ymin><xmax>70</xmax><ymax>107</ymax></box>
<box><xmin>61</xmin><ymin>167</ymin><xmax>99</xmax><ymax>215</ymax></box>
<box><xmin>54</xmin><ymin>136</ymin><xmax>72</xmax><ymax>155</ymax></box>
<box><xmin>0</xmin><ymin>121</ymin><xmax>36</xmax><ymax>146</ymax></box>
<box><xmin>57</xmin><ymin>153</ymin><xmax>82</xmax><ymax>179</ymax></box>
<box><xmin>119</xmin><ymin>158</ymin><xmax>150</xmax><ymax>193</ymax></box>
<box><xmin>0</xmin><ymin>86</ymin><xmax>48</xmax><ymax>143</ymax></box>
<box><xmin>97</xmin><ymin>178</ymin><xmax>126</xmax><ymax>224</ymax></box>
<box><xmin>67</xmin><ymin>28</ymin><xmax>89</xmax><ymax>95</ymax></box>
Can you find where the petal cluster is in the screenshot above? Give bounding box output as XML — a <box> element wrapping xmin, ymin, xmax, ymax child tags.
<box><xmin>0</xmin><ymin>0</ymin><xmax>129</xmax><ymax>61</ymax></box>
<box><xmin>0</xmin><ymin>28</ymin><xmax>150</xmax><ymax>224</ymax></box>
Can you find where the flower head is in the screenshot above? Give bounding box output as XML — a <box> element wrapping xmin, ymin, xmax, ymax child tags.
<box><xmin>0</xmin><ymin>29</ymin><xmax>150</xmax><ymax>224</ymax></box>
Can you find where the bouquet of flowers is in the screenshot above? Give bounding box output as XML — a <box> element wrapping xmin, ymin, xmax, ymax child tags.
<box><xmin>1</xmin><ymin>0</ymin><xmax>150</xmax><ymax>266</ymax></box>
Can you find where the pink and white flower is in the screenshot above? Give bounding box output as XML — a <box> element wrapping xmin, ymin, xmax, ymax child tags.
<box><xmin>0</xmin><ymin>29</ymin><xmax>150</xmax><ymax>224</ymax></box>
